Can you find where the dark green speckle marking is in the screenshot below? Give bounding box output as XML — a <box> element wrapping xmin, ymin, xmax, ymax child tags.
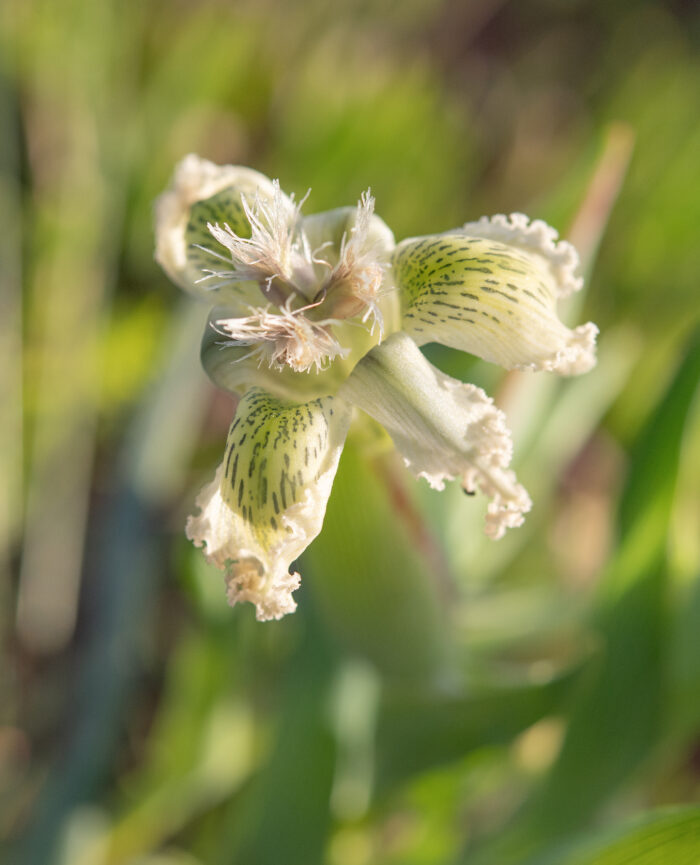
<box><xmin>392</xmin><ymin>234</ymin><xmax>555</xmax><ymax>350</ymax></box>
<box><xmin>220</xmin><ymin>388</ymin><xmax>343</xmax><ymax>541</ymax></box>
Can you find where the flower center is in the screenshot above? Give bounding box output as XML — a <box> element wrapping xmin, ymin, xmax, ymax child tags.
<box><xmin>200</xmin><ymin>185</ymin><xmax>390</xmax><ymax>373</ymax></box>
<box><xmin>215</xmin><ymin>298</ymin><xmax>350</xmax><ymax>374</ymax></box>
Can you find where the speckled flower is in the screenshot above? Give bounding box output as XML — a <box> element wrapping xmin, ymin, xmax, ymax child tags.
<box><xmin>155</xmin><ymin>155</ymin><xmax>597</xmax><ymax>620</ymax></box>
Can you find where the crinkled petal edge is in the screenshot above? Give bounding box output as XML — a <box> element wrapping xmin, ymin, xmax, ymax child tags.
<box><xmin>461</xmin><ymin>212</ymin><xmax>583</xmax><ymax>297</ymax></box>
<box><xmin>186</xmin><ymin>465</ymin><xmax>301</xmax><ymax>620</ymax></box>
<box><xmin>340</xmin><ymin>332</ymin><xmax>532</xmax><ymax>540</ymax></box>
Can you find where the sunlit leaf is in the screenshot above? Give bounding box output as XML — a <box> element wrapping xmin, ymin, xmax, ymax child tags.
<box><xmin>465</xmin><ymin>331</ymin><xmax>700</xmax><ymax>864</ymax></box>
<box><xmin>305</xmin><ymin>437</ymin><xmax>451</xmax><ymax>682</ymax></box>
<box><xmin>533</xmin><ymin>807</ymin><xmax>700</xmax><ymax>865</ymax></box>
<box><xmin>375</xmin><ymin>656</ymin><xmax>591</xmax><ymax>794</ymax></box>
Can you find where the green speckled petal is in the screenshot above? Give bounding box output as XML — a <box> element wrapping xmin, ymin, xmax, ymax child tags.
<box><xmin>186</xmin><ymin>388</ymin><xmax>351</xmax><ymax>620</ymax></box>
<box><xmin>394</xmin><ymin>232</ymin><xmax>597</xmax><ymax>375</ymax></box>
<box><xmin>155</xmin><ymin>154</ymin><xmax>284</xmax><ymax>305</ymax></box>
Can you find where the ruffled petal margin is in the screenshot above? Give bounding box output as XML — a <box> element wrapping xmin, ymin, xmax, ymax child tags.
<box><xmin>460</xmin><ymin>213</ymin><xmax>583</xmax><ymax>298</ymax></box>
<box><xmin>340</xmin><ymin>332</ymin><xmax>531</xmax><ymax>539</ymax></box>
<box><xmin>393</xmin><ymin>225</ymin><xmax>597</xmax><ymax>375</ymax></box>
<box><xmin>186</xmin><ymin>388</ymin><xmax>351</xmax><ymax>620</ymax></box>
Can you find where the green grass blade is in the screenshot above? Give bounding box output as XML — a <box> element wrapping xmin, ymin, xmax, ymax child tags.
<box><xmin>535</xmin><ymin>807</ymin><xmax>700</xmax><ymax>865</ymax></box>
<box><xmin>375</xmin><ymin>658</ymin><xmax>590</xmax><ymax>795</ymax></box>
<box><xmin>464</xmin><ymin>330</ymin><xmax>700</xmax><ymax>864</ymax></box>
<box><xmin>305</xmin><ymin>439</ymin><xmax>452</xmax><ymax>683</ymax></box>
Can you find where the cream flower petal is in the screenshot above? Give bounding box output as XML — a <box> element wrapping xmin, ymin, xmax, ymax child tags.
<box><xmin>186</xmin><ymin>388</ymin><xmax>351</xmax><ymax>620</ymax></box>
<box><xmin>339</xmin><ymin>332</ymin><xmax>531</xmax><ymax>539</ymax></box>
<box><xmin>394</xmin><ymin>227</ymin><xmax>597</xmax><ymax>375</ymax></box>
<box><xmin>154</xmin><ymin>154</ymin><xmax>287</xmax><ymax>303</ymax></box>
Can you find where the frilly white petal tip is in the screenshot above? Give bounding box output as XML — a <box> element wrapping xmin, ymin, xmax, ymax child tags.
<box><xmin>462</xmin><ymin>212</ymin><xmax>584</xmax><ymax>298</ymax></box>
<box><xmin>407</xmin><ymin>459</ymin><xmax>531</xmax><ymax>541</ymax></box>
<box><xmin>185</xmin><ymin>465</ymin><xmax>301</xmax><ymax>623</ymax></box>
<box><xmin>465</xmin><ymin>466</ymin><xmax>533</xmax><ymax>541</ymax></box>
<box><xmin>224</xmin><ymin>559</ymin><xmax>300</xmax><ymax>622</ymax></box>
<box><xmin>516</xmin><ymin>320</ymin><xmax>599</xmax><ymax>375</ymax></box>
<box><xmin>221</xmin><ymin>481</ymin><xmax>335</xmax><ymax>621</ymax></box>
<box><xmin>406</xmin><ymin>407</ymin><xmax>532</xmax><ymax>541</ymax></box>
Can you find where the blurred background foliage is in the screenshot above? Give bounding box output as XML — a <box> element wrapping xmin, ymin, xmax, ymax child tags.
<box><xmin>1</xmin><ymin>0</ymin><xmax>699</xmax><ymax>863</ymax></box>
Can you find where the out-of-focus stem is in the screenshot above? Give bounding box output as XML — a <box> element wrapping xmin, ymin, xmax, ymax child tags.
<box><xmin>568</xmin><ymin>122</ymin><xmax>636</xmax><ymax>274</ymax></box>
<box><xmin>0</xmin><ymin>46</ymin><xmax>23</xmax><ymax>647</ymax></box>
<box><xmin>15</xmin><ymin>99</ymin><xmax>110</xmax><ymax>654</ymax></box>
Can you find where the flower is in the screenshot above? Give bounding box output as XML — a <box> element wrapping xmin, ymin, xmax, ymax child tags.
<box><xmin>155</xmin><ymin>155</ymin><xmax>598</xmax><ymax>621</ymax></box>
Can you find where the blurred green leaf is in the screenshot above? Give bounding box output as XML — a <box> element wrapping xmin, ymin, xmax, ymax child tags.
<box><xmin>424</xmin><ymin>327</ymin><xmax>640</xmax><ymax>585</ymax></box>
<box><xmin>670</xmin><ymin>570</ymin><xmax>700</xmax><ymax>737</ymax></box>
<box><xmin>465</xmin><ymin>330</ymin><xmax>700</xmax><ymax>864</ymax></box>
<box><xmin>268</xmin><ymin>36</ymin><xmax>474</xmax><ymax>238</ymax></box>
<box><xmin>375</xmin><ymin>656</ymin><xmax>591</xmax><ymax>795</ymax></box>
<box><xmin>306</xmin><ymin>438</ymin><xmax>451</xmax><ymax>683</ymax></box>
<box><xmin>223</xmin><ymin>611</ymin><xmax>337</xmax><ymax>865</ymax></box>
<box><xmin>7</xmin><ymin>1</ymin><xmax>700</xmax><ymax>863</ymax></box>
<box><xmin>534</xmin><ymin>807</ymin><xmax>700</xmax><ymax>865</ymax></box>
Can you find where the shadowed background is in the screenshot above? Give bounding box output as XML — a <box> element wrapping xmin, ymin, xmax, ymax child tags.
<box><xmin>1</xmin><ymin>1</ymin><xmax>699</xmax><ymax>863</ymax></box>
